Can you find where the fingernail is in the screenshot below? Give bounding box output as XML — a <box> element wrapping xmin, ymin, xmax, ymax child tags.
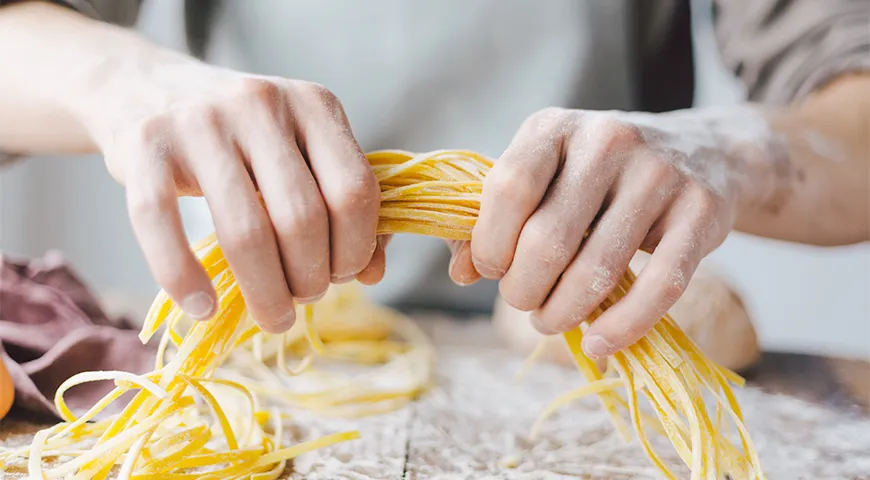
<box><xmin>447</xmin><ymin>242</ymin><xmax>480</xmax><ymax>286</ymax></box>
<box><xmin>182</xmin><ymin>291</ymin><xmax>215</xmax><ymax>320</ymax></box>
<box><xmin>530</xmin><ymin>314</ymin><xmax>557</xmax><ymax>335</ymax></box>
<box><xmin>450</xmin><ymin>266</ymin><xmax>479</xmax><ymax>286</ymax></box>
<box><xmin>297</xmin><ymin>292</ymin><xmax>326</xmax><ymax>304</ymax></box>
<box><xmin>378</xmin><ymin>235</ymin><xmax>390</xmax><ymax>250</ymax></box>
<box><xmin>472</xmin><ymin>256</ymin><xmax>505</xmax><ymax>279</ymax></box>
<box><xmin>447</xmin><ymin>241</ymin><xmax>462</xmax><ymax>256</ymax></box>
<box><xmin>453</xmin><ymin>273</ymin><xmax>479</xmax><ymax>286</ymax></box>
<box><xmin>331</xmin><ymin>273</ymin><xmax>356</xmax><ymax>284</ymax></box>
<box><xmin>582</xmin><ymin>335</ymin><xmax>613</xmax><ymax>359</ymax></box>
<box><xmin>260</xmin><ymin>311</ymin><xmax>295</xmax><ymax>334</ymax></box>
<box><xmin>448</xmin><ymin>243</ymin><xmax>462</xmax><ymax>273</ymax></box>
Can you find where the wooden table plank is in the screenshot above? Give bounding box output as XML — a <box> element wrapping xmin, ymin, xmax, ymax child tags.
<box><xmin>743</xmin><ymin>352</ymin><xmax>870</xmax><ymax>413</ymax></box>
<box><xmin>403</xmin><ymin>317</ymin><xmax>870</xmax><ymax>480</ymax></box>
<box><xmin>402</xmin><ymin>346</ymin><xmax>870</xmax><ymax>479</ymax></box>
<box><xmin>2</xmin><ymin>316</ymin><xmax>869</xmax><ymax>479</ymax></box>
<box><xmin>284</xmin><ymin>407</ymin><xmax>411</xmax><ymax>480</ymax></box>
<box><xmin>0</xmin><ymin>407</ymin><xmax>411</xmax><ymax>480</ymax></box>
<box><xmin>404</xmin><ymin>345</ymin><xmax>668</xmax><ymax>480</ymax></box>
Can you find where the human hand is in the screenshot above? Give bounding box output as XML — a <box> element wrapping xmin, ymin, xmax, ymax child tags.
<box><xmin>84</xmin><ymin>59</ymin><xmax>383</xmax><ymax>333</ymax></box>
<box><xmin>491</xmin><ymin>252</ymin><xmax>762</xmax><ymax>372</ymax></box>
<box><xmin>453</xmin><ymin>107</ymin><xmax>747</xmax><ymax>359</ymax></box>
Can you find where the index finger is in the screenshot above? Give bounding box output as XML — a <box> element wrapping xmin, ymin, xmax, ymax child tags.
<box><xmin>470</xmin><ymin>109</ymin><xmax>566</xmax><ymax>279</ymax></box>
<box><xmin>123</xmin><ymin>143</ymin><xmax>217</xmax><ymax>321</ymax></box>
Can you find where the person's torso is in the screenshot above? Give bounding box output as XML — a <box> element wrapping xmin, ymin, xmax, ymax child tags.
<box><xmin>190</xmin><ymin>0</ymin><xmax>638</xmax><ymax>312</ymax></box>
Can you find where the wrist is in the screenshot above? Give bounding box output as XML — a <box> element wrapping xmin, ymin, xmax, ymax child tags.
<box><xmin>650</xmin><ymin>106</ymin><xmax>794</xmax><ymax>218</ymax></box>
<box><xmin>704</xmin><ymin>106</ymin><xmax>795</xmax><ymax>222</ymax></box>
<box><xmin>66</xmin><ymin>45</ymin><xmax>200</xmax><ymax>149</ymax></box>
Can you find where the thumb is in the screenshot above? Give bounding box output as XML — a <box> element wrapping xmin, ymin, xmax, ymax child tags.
<box><xmin>357</xmin><ymin>234</ymin><xmax>393</xmax><ymax>285</ymax></box>
<box><xmin>447</xmin><ymin>240</ymin><xmax>482</xmax><ymax>286</ymax></box>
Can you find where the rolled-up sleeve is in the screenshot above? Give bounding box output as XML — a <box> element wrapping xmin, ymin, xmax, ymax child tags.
<box><xmin>713</xmin><ymin>0</ymin><xmax>870</xmax><ymax>105</ymax></box>
<box><xmin>0</xmin><ymin>0</ymin><xmax>142</xmax><ymax>166</ymax></box>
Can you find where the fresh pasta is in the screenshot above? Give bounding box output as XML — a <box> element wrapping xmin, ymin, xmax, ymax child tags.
<box><xmin>0</xmin><ymin>149</ymin><xmax>764</xmax><ymax>480</ymax></box>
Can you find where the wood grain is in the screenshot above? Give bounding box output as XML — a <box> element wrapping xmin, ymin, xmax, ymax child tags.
<box><xmin>284</xmin><ymin>407</ymin><xmax>410</xmax><ymax>480</ymax></box>
<box><xmin>742</xmin><ymin>352</ymin><xmax>870</xmax><ymax>413</ymax></box>
<box><xmin>1</xmin><ymin>317</ymin><xmax>868</xmax><ymax>479</ymax></box>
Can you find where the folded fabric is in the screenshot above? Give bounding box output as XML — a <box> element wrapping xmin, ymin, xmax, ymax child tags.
<box><xmin>0</xmin><ymin>250</ymin><xmax>155</xmax><ymax>420</ymax></box>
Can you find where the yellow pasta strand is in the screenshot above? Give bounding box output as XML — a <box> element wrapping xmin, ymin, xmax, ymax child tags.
<box><xmin>0</xmin><ymin>149</ymin><xmax>764</xmax><ymax>479</ymax></box>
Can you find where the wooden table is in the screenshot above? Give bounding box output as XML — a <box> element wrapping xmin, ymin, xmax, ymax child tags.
<box><xmin>1</xmin><ymin>316</ymin><xmax>868</xmax><ymax>479</ymax></box>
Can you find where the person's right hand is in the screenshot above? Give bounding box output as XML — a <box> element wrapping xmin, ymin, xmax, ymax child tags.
<box><xmin>83</xmin><ymin>59</ymin><xmax>383</xmax><ymax>333</ymax></box>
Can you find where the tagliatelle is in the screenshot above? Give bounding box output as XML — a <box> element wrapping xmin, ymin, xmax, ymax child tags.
<box><xmin>0</xmin><ymin>268</ymin><xmax>416</xmax><ymax>479</ymax></box>
<box><xmin>0</xmin><ymin>149</ymin><xmax>764</xmax><ymax>479</ymax></box>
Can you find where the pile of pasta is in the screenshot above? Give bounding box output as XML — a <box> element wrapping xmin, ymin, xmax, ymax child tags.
<box><xmin>0</xmin><ymin>149</ymin><xmax>764</xmax><ymax>480</ymax></box>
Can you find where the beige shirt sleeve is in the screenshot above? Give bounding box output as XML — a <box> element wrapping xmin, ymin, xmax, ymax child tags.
<box><xmin>0</xmin><ymin>0</ymin><xmax>142</xmax><ymax>166</ymax></box>
<box><xmin>713</xmin><ymin>0</ymin><xmax>870</xmax><ymax>105</ymax></box>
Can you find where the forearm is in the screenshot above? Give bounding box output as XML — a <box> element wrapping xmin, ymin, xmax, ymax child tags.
<box><xmin>735</xmin><ymin>74</ymin><xmax>869</xmax><ymax>245</ymax></box>
<box><xmin>630</xmin><ymin>74</ymin><xmax>869</xmax><ymax>247</ymax></box>
<box><xmin>707</xmin><ymin>0</ymin><xmax>869</xmax><ymax>245</ymax></box>
<box><xmin>0</xmin><ymin>1</ymin><xmax>191</xmax><ymax>156</ymax></box>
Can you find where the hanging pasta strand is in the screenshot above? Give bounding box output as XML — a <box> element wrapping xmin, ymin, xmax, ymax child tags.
<box><xmin>0</xmin><ymin>149</ymin><xmax>764</xmax><ymax>480</ymax></box>
<box><xmin>372</xmin><ymin>150</ymin><xmax>764</xmax><ymax>479</ymax></box>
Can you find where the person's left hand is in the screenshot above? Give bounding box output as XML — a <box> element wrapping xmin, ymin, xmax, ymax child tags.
<box><xmin>449</xmin><ymin>107</ymin><xmax>745</xmax><ymax>359</ymax></box>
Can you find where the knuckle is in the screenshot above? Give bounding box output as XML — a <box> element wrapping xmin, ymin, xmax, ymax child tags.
<box><xmin>559</xmin><ymin>262</ymin><xmax>618</xmax><ymax>315</ymax></box>
<box><xmin>273</xmin><ymin>203</ymin><xmax>327</xmax><ymax>238</ymax></box>
<box><xmin>532</xmin><ymin>106</ymin><xmax>570</xmax><ymax>122</ymax></box>
<box><xmin>272</xmin><ymin>203</ymin><xmax>329</xmax><ymax>248</ymax></box>
<box><xmin>656</xmin><ymin>147</ymin><xmax>689</xmax><ymax>170</ymax></box>
<box><xmin>521</xmin><ymin>218</ymin><xmax>574</xmax><ymax>268</ymax></box>
<box><xmin>639</xmin><ymin>160</ymin><xmax>681</xmax><ymax>198</ymax></box>
<box><xmin>292</xmin><ymin>273</ymin><xmax>329</xmax><ymax>300</ymax></box>
<box><xmin>239</xmin><ymin>77</ymin><xmax>282</xmax><ymax>105</ymax></box>
<box><xmin>522</xmin><ymin>107</ymin><xmax>575</xmax><ymax>135</ymax></box>
<box><xmin>586</xmin><ymin>263</ymin><xmax>619</xmax><ymax>300</ymax></box>
<box><xmin>298</xmin><ymin>81</ymin><xmax>340</xmax><ymax>106</ymax></box>
<box><xmin>127</xmin><ymin>188</ymin><xmax>174</xmax><ymax>224</ymax></box>
<box><xmin>648</xmin><ymin>158</ymin><xmax>681</xmax><ymax>183</ymax></box>
<box><xmin>297</xmin><ymin>81</ymin><xmax>348</xmax><ymax>124</ymax></box>
<box><xmin>685</xmin><ymin>187</ymin><xmax>733</xmax><ymax>244</ymax></box>
<box><xmin>708</xmin><ymin>230</ymin><xmax>727</xmax><ymax>250</ymax></box>
<box><xmin>691</xmin><ymin>187</ymin><xmax>726</xmax><ymax>220</ymax></box>
<box><xmin>594</xmin><ymin>116</ymin><xmax>645</xmax><ymax>148</ymax></box>
<box><xmin>498</xmin><ymin>281</ymin><xmax>541</xmax><ymax>312</ymax></box>
<box><xmin>661</xmin><ymin>267</ymin><xmax>689</xmax><ymax>306</ymax></box>
<box><xmin>699</xmin><ymin>187</ymin><xmax>724</xmax><ymax>209</ymax></box>
<box><xmin>485</xmin><ymin>165</ymin><xmax>538</xmax><ymax>208</ymax></box>
<box><xmin>547</xmin><ymin>303</ymin><xmax>587</xmax><ymax>333</ymax></box>
<box><xmin>223</xmin><ymin>218</ymin><xmax>272</xmax><ymax>251</ymax></box>
<box><xmin>127</xmin><ymin>115</ymin><xmax>172</xmax><ymax>150</ymax></box>
<box><xmin>175</xmin><ymin>103</ymin><xmax>223</xmax><ymax>132</ymax></box>
<box><xmin>333</xmin><ymin>173</ymin><xmax>380</xmax><ymax>216</ymax></box>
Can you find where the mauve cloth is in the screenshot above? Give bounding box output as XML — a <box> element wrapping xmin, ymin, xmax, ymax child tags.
<box><xmin>0</xmin><ymin>251</ymin><xmax>155</xmax><ymax>419</ymax></box>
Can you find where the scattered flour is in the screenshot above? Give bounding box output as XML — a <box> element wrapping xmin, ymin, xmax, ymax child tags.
<box><xmin>401</xmin><ymin>347</ymin><xmax>870</xmax><ymax>480</ymax></box>
<box><xmin>2</xmin><ymin>345</ymin><xmax>866</xmax><ymax>479</ymax></box>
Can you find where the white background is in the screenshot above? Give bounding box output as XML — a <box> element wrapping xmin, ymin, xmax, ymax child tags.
<box><xmin>1</xmin><ymin>0</ymin><xmax>867</xmax><ymax>358</ymax></box>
